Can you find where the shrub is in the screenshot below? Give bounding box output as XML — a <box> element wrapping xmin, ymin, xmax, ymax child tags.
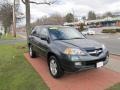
<box><xmin>102</xmin><ymin>29</ymin><xmax>117</xmax><ymax>33</ymax></box>
<box><xmin>116</xmin><ymin>29</ymin><xmax>120</xmax><ymax>32</ymax></box>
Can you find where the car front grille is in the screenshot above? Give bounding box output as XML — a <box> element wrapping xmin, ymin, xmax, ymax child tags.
<box><xmin>83</xmin><ymin>57</ymin><xmax>106</xmax><ymax>66</ymax></box>
<box><xmin>86</xmin><ymin>48</ymin><xmax>103</xmax><ymax>56</ymax></box>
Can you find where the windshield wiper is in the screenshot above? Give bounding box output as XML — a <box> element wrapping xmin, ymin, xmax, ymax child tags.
<box><xmin>54</xmin><ymin>38</ymin><xmax>69</xmax><ymax>40</ymax></box>
<box><xmin>54</xmin><ymin>37</ymin><xmax>85</xmax><ymax>40</ymax></box>
<box><xmin>70</xmin><ymin>37</ymin><xmax>85</xmax><ymax>39</ymax></box>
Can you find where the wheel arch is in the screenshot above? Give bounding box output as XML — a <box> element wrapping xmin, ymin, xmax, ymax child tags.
<box><xmin>47</xmin><ymin>52</ymin><xmax>61</xmax><ymax>66</ymax></box>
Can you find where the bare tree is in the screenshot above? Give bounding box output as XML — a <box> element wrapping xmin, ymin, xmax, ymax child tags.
<box><xmin>0</xmin><ymin>3</ymin><xmax>13</xmax><ymax>34</ymax></box>
<box><xmin>102</xmin><ymin>12</ymin><xmax>113</xmax><ymax>18</ymax></box>
<box><xmin>0</xmin><ymin>0</ymin><xmax>20</xmax><ymax>36</ymax></box>
<box><xmin>45</xmin><ymin>13</ymin><xmax>64</xmax><ymax>25</ymax></box>
<box><xmin>31</xmin><ymin>13</ymin><xmax>64</xmax><ymax>27</ymax></box>
<box><xmin>21</xmin><ymin>0</ymin><xmax>57</xmax><ymax>37</ymax></box>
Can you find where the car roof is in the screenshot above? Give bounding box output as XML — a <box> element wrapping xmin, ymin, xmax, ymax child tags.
<box><xmin>35</xmin><ymin>25</ymin><xmax>70</xmax><ymax>29</ymax></box>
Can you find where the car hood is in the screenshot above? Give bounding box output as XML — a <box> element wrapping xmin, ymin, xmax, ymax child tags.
<box><xmin>56</xmin><ymin>39</ymin><xmax>102</xmax><ymax>50</ymax></box>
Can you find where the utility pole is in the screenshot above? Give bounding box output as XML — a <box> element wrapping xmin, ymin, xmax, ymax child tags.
<box><xmin>13</xmin><ymin>0</ymin><xmax>16</xmax><ymax>37</ymax></box>
<box><xmin>72</xmin><ymin>9</ymin><xmax>76</xmax><ymax>27</ymax></box>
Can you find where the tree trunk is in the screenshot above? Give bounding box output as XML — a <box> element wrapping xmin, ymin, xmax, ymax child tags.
<box><xmin>26</xmin><ymin>0</ymin><xmax>31</xmax><ymax>37</ymax></box>
<box><xmin>13</xmin><ymin>0</ymin><xmax>16</xmax><ymax>37</ymax></box>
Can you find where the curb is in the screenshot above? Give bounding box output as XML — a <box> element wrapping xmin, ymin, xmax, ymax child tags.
<box><xmin>18</xmin><ymin>34</ymin><xmax>27</xmax><ymax>39</ymax></box>
<box><xmin>110</xmin><ymin>53</ymin><xmax>120</xmax><ymax>56</ymax></box>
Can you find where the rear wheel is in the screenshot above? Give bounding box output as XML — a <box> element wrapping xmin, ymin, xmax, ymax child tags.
<box><xmin>29</xmin><ymin>45</ymin><xmax>36</xmax><ymax>58</ymax></box>
<box><xmin>48</xmin><ymin>56</ymin><xmax>64</xmax><ymax>78</ymax></box>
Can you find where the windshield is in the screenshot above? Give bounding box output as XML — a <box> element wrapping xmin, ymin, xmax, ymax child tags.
<box><xmin>49</xmin><ymin>27</ymin><xmax>85</xmax><ymax>40</ymax></box>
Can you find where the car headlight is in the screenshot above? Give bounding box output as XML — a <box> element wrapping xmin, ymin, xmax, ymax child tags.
<box><xmin>102</xmin><ymin>44</ymin><xmax>106</xmax><ymax>50</ymax></box>
<box><xmin>64</xmin><ymin>48</ymin><xmax>86</xmax><ymax>55</ymax></box>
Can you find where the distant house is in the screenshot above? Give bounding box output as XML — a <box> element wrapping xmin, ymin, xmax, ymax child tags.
<box><xmin>86</xmin><ymin>17</ymin><xmax>120</xmax><ymax>27</ymax></box>
<box><xmin>0</xmin><ymin>21</ymin><xmax>5</xmax><ymax>35</ymax></box>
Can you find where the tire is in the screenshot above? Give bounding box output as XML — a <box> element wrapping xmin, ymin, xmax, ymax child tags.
<box><xmin>48</xmin><ymin>56</ymin><xmax>64</xmax><ymax>78</ymax></box>
<box><xmin>29</xmin><ymin>45</ymin><xmax>36</xmax><ymax>58</ymax></box>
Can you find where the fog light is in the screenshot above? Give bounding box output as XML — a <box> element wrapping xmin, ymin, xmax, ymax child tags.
<box><xmin>71</xmin><ymin>55</ymin><xmax>80</xmax><ymax>61</ymax></box>
<box><xmin>75</xmin><ymin>62</ymin><xmax>82</xmax><ymax>66</ymax></box>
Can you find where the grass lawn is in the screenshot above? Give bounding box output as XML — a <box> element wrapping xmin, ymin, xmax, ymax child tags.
<box><xmin>107</xmin><ymin>83</ymin><xmax>120</xmax><ymax>90</ymax></box>
<box><xmin>0</xmin><ymin>43</ymin><xmax>49</xmax><ymax>90</ymax></box>
<box><xmin>0</xmin><ymin>34</ymin><xmax>19</xmax><ymax>40</ymax></box>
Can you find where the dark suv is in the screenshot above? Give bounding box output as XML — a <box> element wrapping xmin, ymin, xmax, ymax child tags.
<box><xmin>28</xmin><ymin>26</ymin><xmax>109</xmax><ymax>78</ymax></box>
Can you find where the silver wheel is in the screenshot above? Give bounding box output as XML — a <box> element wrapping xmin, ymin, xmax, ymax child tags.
<box><xmin>29</xmin><ymin>47</ymin><xmax>32</xmax><ymax>56</ymax></box>
<box><xmin>29</xmin><ymin>45</ymin><xmax>36</xmax><ymax>58</ymax></box>
<box><xmin>50</xmin><ymin>59</ymin><xmax>57</xmax><ymax>76</ymax></box>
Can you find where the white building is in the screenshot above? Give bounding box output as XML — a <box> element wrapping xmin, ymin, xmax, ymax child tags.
<box><xmin>0</xmin><ymin>21</ymin><xmax>5</xmax><ymax>35</ymax></box>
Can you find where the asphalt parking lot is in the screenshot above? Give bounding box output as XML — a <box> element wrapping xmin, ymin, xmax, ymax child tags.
<box><xmin>86</xmin><ymin>33</ymin><xmax>120</xmax><ymax>55</ymax></box>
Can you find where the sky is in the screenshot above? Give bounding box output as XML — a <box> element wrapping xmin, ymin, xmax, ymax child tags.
<box><xmin>19</xmin><ymin>0</ymin><xmax>120</xmax><ymax>21</ymax></box>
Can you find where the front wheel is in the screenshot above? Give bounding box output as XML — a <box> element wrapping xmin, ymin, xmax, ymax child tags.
<box><xmin>29</xmin><ymin>45</ymin><xmax>36</xmax><ymax>58</ymax></box>
<box><xmin>48</xmin><ymin>56</ymin><xmax>64</xmax><ymax>78</ymax></box>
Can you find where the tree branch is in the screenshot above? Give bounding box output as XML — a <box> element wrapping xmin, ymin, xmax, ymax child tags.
<box><xmin>21</xmin><ymin>0</ymin><xmax>57</xmax><ymax>5</ymax></box>
<box><xmin>21</xmin><ymin>0</ymin><xmax>26</xmax><ymax>4</ymax></box>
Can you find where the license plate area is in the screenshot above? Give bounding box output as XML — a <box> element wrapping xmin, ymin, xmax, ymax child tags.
<box><xmin>96</xmin><ymin>62</ymin><xmax>103</xmax><ymax>68</ymax></box>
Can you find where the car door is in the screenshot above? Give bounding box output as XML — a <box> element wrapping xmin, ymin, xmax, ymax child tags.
<box><xmin>32</xmin><ymin>27</ymin><xmax>43</xmax><ymax>55</ymax></box>
<box><xmin>30</xmin><ymin>27</ymin><xmax>40</xmax><ymax>53</ymax></box>
<box><xmin>38</xmin><ymin>28</ymin><xmax>49</xmax><ymax>57</ymax></box>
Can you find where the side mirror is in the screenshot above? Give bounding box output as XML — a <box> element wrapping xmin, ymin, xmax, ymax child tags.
<box><xmin>41</xmin><ymin>36</ymin><xmax>47</xmax><ymax>40</ymax></box>
<box><xmin>41</xmin><ymin>36</ymin><xmax>50</xmax><ymax>43</ymax></box>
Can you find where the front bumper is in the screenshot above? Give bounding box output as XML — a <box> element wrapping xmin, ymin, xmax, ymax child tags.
<box><xmin>60</xmin><ymin>51</ymin><xmax>109</xmax><ymax>72</ymax></box>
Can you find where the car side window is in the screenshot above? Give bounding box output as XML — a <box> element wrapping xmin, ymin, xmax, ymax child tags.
<box><xmin>36</xmin><ymin>27</ymin><xmax>41</xmax><ymax>37</ymax></box>
<box><xmin>31</xmin><ymin>28</ymin><xmax>37</xmax><ymax>36</ymax></box>
<box><xmin>31</xmin><ymin>27</ymin><xmax>48</xmax><ymax>38</ymax></box>
<box><xmin>40</xmin><ymin>28</ymin><xmax>48</xmax><ymax>37</ymax></box>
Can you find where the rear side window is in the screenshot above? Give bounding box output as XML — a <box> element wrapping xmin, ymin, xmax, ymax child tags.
<box><xmin>31</xmin><ymin>27</ymin><xmax>41</xmax><ymax>37</ymax></box>
<box><xmin>36</xmin><ymin>28</ymin><xmax>41</xmax><ymax>36</ymax></box>
<box><xmin>40</xmin><ymin>28</ymin><xmax>48</xmax><ymax>37</ymax></box>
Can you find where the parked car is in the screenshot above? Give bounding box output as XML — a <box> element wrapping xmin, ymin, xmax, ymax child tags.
<box><xmin>28</xmin><ymin>26</ymin><xmax>109</xmax><ymax>78</ymax></box>
<box><xmin>82</xmin><ymin>29</ymin><xmax>95</xmax><ymax>35</ymax></box>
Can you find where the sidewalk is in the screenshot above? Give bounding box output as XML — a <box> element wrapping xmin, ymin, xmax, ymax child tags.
<box><xmin>18</xmin><ymin>34</ymin><xmax>27</xmax><ymax>39</ymax></box>
<box><xmin>105</xmin><ymin>55</ymin><xmax>120</xmax><ymax>73</ymax></box>
<box><xmin>24</xmin><ymin>53</ymin><xmax>120</xmax><ymax>90</ymax></box>
<box><xmin>0</xmin><ymin>39</ymin><xmax>26</xmax><ymax>44</ymax></box>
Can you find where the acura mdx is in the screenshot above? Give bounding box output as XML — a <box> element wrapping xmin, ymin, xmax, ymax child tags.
<box><xmin>28</xmin><ymin>26</ymin><xmax>109</xmax><ymax>78</ymax></box>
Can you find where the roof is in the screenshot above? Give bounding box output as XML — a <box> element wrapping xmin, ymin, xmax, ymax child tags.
<box><xmin>64</xmin><ymin>17</ymin><xmax>120</xmax><ymax>25</ymax></box>
<box><xmin>35</xmin><ymin>25</ymin><xmax>69</xmax><ymax>29</ymax></box>
<box><xmin>86</xmin><ymin>17</ymin><xmax>120</xmax><ymax>24</ymax></box>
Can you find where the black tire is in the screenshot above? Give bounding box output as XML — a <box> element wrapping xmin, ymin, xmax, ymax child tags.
<box><xmin>29</xmin><ymin>45</ymin><xmax>36</xmax><ymax>58</ymax></box>
<box><xmin>48</xmin><ymin>56</ymin><xmax>64</xmax><ymax>78</ymax></box>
